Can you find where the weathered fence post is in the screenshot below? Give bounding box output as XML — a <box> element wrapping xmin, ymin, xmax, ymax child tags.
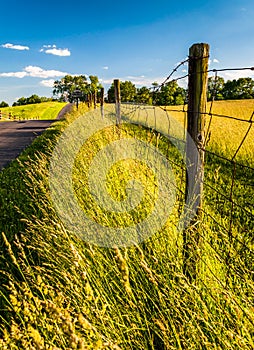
<box><xmin>114</xmin><ymin>79</ymin><xmax>121</xmax><ymax>125</ymax></box>
<box><xmin>93</xmin><ymin>91</ymin><xmax>97</xmax><ymax>109</ymax></box>
<box><xmin>88</xmin><ymin>93</ymin><xmax>93</xmax><ymax>108</ymax></box>
<box><xmin>100</xmin><ymin>87</ymin><xmax>104</xmax><ymax>118</ymax></box>
<box><xmin>183</xmin><ymin>43</ymin><xmax>209</xmax><ymax>281</ymax></box>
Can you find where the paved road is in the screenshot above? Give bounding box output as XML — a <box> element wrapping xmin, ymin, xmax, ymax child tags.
<box><xmin>0</xmin><ymin>104</ymin><xmax>73</xmax><ymax>171</ymax></box>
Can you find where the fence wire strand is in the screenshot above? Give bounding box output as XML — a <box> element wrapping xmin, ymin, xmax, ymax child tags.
<box><xmin>110</xmin><ymin>61</ymin><xmax>254</xmax><ymax>316</ymax></box>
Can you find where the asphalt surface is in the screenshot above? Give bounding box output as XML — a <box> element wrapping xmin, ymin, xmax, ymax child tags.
<box><xmin>0</xmin><ymin>104</ymin><xmax>73</xmax><ymax>171</ymax></box>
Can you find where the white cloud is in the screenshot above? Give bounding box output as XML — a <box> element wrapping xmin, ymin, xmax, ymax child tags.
<box><xmin>40</xmin><ymin>79</ymin><xmax>55</xmax><ymax>87</ymax></box>
<box><xmin>1</xmin><ymin>43</ymin><xmax>29</xmax><ymax>51</ymax></box>
<box><xmin>24</xmin><ymin>65</ymin><xmax>67</xmax><ymax>78</ymax></box>
<box><xmin>40</xmin><ymin>44</ymin><xmax>71</xmax><ymax>56</ymax></box>
<box><xmin>209</xmin><ymin>58</ymin><xmax>220</xmax><ymax>65</ymax></box>
<box><xmin>0</xmin><ymin>71</ymin><xmax>27</xmax><ymax>78</ymax></box>
<box><xmin>220</xmin><ymin>70</ymin><xmax>254</xmax><ymax>80</ymax></box>
<box><xmin>0</xmin><ymin>66</ymin><xmax>67</xmax><ymax>79</ymax></box>
<box><xmin>45</xmin><ymin>48</ymin><xmax>71</xmax><ymax>56</ymax></box>
<box><xmin>103</xmin><ymin>66</ymin><xmax>109</xmax><ymax>70</ymax></box>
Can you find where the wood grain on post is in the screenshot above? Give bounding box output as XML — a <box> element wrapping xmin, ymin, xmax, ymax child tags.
<box><xmin>183</xmin><ymin>43</ymin><xmax>209</xmax><ymax>281</ymax></box>
<box><xmin>93</xmin><ymin>91</ymin><xmax>97</xmax><ymax>109</ymax></box>
<box><xmin>114</xmin><ymin>79</ymin><xmax>121</xmax><ymax>125</ymax></box>
<box><xmin>100</xmin><ymin>87</ymin><xmax>104</xmax><ymax>118</ymax></box>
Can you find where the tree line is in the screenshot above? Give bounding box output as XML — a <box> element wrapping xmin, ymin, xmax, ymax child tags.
<box><xmin>0</xmin><ymin>95</ymin><xmax>54</xmax><ymax>107</ymax></box>
<box><xmin>1</xmin><ymin>75</ymin><xmax>253</xmax><ymax>109</ymax></box>
<box><xmin>53</xmin><ymin>75</ymin><xmax>254</xmax><ymax>106</ymax></box>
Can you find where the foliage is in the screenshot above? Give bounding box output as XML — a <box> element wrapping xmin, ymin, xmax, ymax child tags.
<box><xmin>153</xmin><ymin>81</ymin><xmax>186</xmax><ymax>105</ymax></box>
<box><xmin>12</xmin><ymin>95</ymin><xmax>53</xmax><ymax>106</ymax></box>
<box><xmin>107</xmin><ymin>80</ymin><xmax>185</xmax><ymax>105</ymax></box>
<box><xmin>107</xmin><ymin>81</ymin><xmax>137</xmax><ymax>103</ymax></box>
<box><xmin>207</xmin><ymin>76</ymin><xmax>225</xmax><ymax>100</ymax></box>
<box><xmin>0</xmin><ymin>101</ymin><xmax>9</xmax><ymax>108</ymax></box>
<box><xmin>136</xmin><ymin>86</ymin><xmax>152</xmax><ymax>104</ymax></box>
<box><xmin>208</xmin><ymin>76</ymin><xmax>254</xmax><ymax>100</ymax></box>
<box><xmin>53</xmin><ymin>75</ymin><xmax>102</xmax><ymax>103</ymax></box>
<box><xmin>107</xmin><ymin>76</ymin><xmax>254</xmax><ymax>106</ymax></box>
<box><xmin>223</xmin><ymin>77</ymin><xmax>254</xmax><ymax>99</ymax></box>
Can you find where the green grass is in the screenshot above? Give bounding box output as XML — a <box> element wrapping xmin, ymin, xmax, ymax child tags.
<box><xmin>0</xmin><ymin>102</ymin><xmax>67</xmax><ymax>121</ymax></box>
<box><xmin>0</xmin><ymin>102</ymin><xmax>253</xmax><ymax>349</ymax></box>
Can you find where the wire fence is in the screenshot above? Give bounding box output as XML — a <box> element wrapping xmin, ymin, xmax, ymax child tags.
<box><xmin>0</xmin><ymin>110</ymin><xmax>40</xmax><ymax>121</ymax></box>
<box><xmin>102</xmin><ymin>47</ymin><xmax>254</xmax><ymax>313</ymax></box>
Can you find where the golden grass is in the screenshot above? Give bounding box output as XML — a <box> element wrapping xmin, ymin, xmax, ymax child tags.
<box><xmin>151</xmin><ymin>99</ymin><xmax>254</xmax><ymax>163</ymax></box>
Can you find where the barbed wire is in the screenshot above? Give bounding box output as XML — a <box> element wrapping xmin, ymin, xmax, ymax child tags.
<box><xmin>112</xmin><ymin>58</ymin><xmax>254</xmax><ymax>316</ymax></box>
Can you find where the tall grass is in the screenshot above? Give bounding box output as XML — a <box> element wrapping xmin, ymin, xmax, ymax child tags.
<box><xmin>0</xmin><ymin>102</ymin><xmax>253</xmax><ymax>349</ymax></box>
<box><xmin>164</xmin><ymin>99</ymin><xmax>254</xmax><ymax>164</ymax></box>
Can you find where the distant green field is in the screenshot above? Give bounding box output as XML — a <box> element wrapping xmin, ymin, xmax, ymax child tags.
<box><xmin>0</xmin><ymin>102</ymin><xmax>67</xmax><ymax>121</ymax></box>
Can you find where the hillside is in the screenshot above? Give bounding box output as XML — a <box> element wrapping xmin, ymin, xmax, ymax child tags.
<box><xmin>0</xmin><ymin>102</ymin><xmax>67</xmax><ymax>121</ymax></box>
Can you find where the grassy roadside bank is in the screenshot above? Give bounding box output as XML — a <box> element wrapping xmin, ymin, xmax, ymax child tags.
<box><xmin>0</xmin><ymin>102</ymin><xmax>67</xmax><ymax>121</ymax></box>
<box><xmin>0</xmin><ymin>102</ymin><xmax>253</xmax><ymax>349</ymax></box>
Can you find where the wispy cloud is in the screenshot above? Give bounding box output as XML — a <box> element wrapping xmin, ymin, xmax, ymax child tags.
<box><xmin>40</xmin><ymin>79</ymin><xmax>55</xmax><ymax>87</ymax></box>
<box><xmin>40</xmin><ymin>44</ymin><xmax>71</xmax><ymax>56</ymax></box>
<box><xmin>1</xmin><ymin>43</ymin><xmax>29</xmax><ymax>51</ymax></box>
<box><xmin>0</xmin><ymin>71</ymin><xmax>27</xmax><ymax>78</ymax></box>
<box><xmin>209</xmin><ymin>58</ymin><xmax>220</xmax><ymax>65</ymax></box>
<box><xmin>103</xmin><ymin>66</ymin><xmax>109</xmax><ymax>70</ymax></box>
<box><xmin>0</xmin><ymin>66</ymin><xmax>67</xmax><ymax>79</ymax></box>
<box><xmin>220</xmin><ymin>70</ymin><xmax>254</xmax><ymax>80</ymax></box>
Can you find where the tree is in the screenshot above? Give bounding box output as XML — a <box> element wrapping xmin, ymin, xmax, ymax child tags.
<box><xmin>222</xmin><ymin>78</ymin><xmax>254</xmax><ymax>100</ymax></box>
<box><xmin>207</xmin><ymin>76</ymin><xmax>225</xmax><ymax>101</ymax></box>
<box><xmin>0</xmin><ymin>101</ymin><xmax>9</xmax><ymax>107</ymax></box>
<box><xmin>13</xmin><ymin>97</ymin><xmax>27</xmax><ymax>106</ymax></box>
<box><xmin>27</xmin><ymin>94</ymin><xmax>41</xmax><ymax>104</ymax></box>
<box><xmin>107</xmin><ymin>80</ymin><xmax>136</xmax><ymax>103</ymax></box>
<box><xmin>120</xmin><ymin>81</ymin><xmax>136</xmax><ymax>102</ymax></box>
<box><xmin>53</xmin><ymin>74</ymin><xmax>102</xmax><ymax>103</ymax></box>
<box><xmin>136</xmin><ymin>86</ymin><xmax>152</xmax><ymax>104</ymax></box>
<box><xmin>106</xmin><ymin>84</ymin><xmax>115</xmax><ymax>103</ymax></box>
<box><xmin>12</xmin><ymin>95</ymin><xmax>51</xmax><ymax>106</ymax></box>
<box><xmin>153</xmin><ymin>81</ymin><xmax>186</xmax><ymax>106</ymax></box>
<box><xmin>53</xmin><ymin>75</ymin><xmax>89</xmax><ymax>102</ymax></box>
<box><xmin>87</xmin><ymin>75</ymin><xmax>103</xmax><ymax>105</ymax></box>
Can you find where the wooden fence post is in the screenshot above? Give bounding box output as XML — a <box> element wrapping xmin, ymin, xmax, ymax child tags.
<box><xmin>88</xmin><ymin>93</ymin><xmax>93</xmax><ymax>108</ymax></box>
<box><xmin>93</xmin><ymin>91</ymin><xmax>97</xmax><ymax>109</ymax></box>
<box><xmin>114</xmin><ymin>79</ymin><xmax>121</xmax><ymax>125</ymax></box>
<box><xmin>183</xmin><ymin>43</ymin><xmax>209</xmax><ymax>281</ymax></box>
<box><xmin>100</xmin><ymin>87</ymin><xmax>104</xmax><ymax>118</ymax></box>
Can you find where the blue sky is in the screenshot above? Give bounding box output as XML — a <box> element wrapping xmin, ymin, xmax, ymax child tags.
<box><xmin>0</xmin><ymin>0</ymin><xmax>254</xmax><ymax>105</ymax></box>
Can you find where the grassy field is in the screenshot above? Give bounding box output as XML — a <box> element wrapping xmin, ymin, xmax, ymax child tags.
<box><xmin>0</xmin><ymin>102</ymin><xmax>67</xmax><ymax>121</ymax></box>
<box><xmin>0</xmin><ymin>101</ymin><xmax>253</xmax><ymax>349</ymax></box>
<box><xmin>164</xmin><ymin>99</ymin><xmax>254</xmax><ymax>163</ymax></box>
